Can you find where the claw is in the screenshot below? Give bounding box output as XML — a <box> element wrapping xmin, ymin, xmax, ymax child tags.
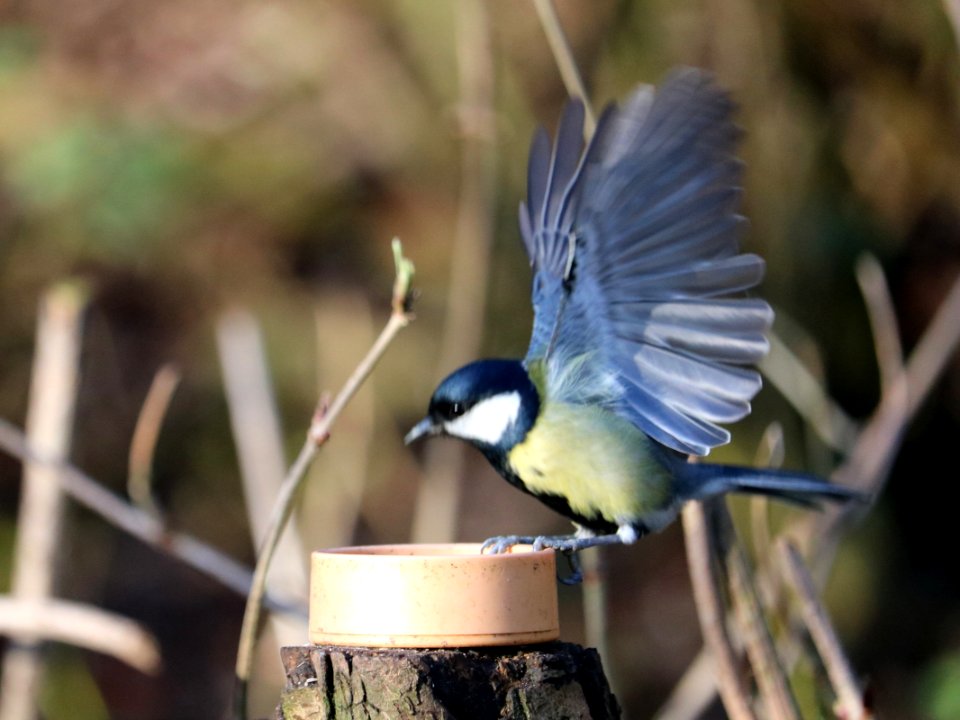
<box><xmin>481</xmin><ymin>534</ymin><xmax>594</xmax><ymax>584</ymax></box>
<box><xmin>557</xmin><ymin>551</ymin><xmax>583</xmax><ymax>585</ymax></box>
<box><xmin>480</xmin><ymin>535</ymin><xmax>538</xmax><ymax>554</ymax></box>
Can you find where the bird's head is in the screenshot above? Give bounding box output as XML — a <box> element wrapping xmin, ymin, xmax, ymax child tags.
<box><xmin>405</xmin><ymin>359</ymin><xmax>540</xmax><ymax>451</ymax></box>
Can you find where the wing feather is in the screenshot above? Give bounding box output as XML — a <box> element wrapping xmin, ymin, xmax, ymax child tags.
<box><xmin>520</xmin><ymin>68</ymin><xmax>769</xmax><ymax>455</ymax></box>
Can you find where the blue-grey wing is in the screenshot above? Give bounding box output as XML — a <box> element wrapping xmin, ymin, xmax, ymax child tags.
<box><xmin>519</xmin><ymin>68</ymin><xmax>772</xmax><ymax>456</ymax></box>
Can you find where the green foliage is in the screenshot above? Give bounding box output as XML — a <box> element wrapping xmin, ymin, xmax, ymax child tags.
<box><xmin>917</xmin><ymin>651</ymin><xmax>960</xmax><ymax>720</ymax></box>
<box><xmin>0</xmin><ymin>26</ymin><xmax>40</xmax><ymax>80</ymax></box>
<box><xmin>6</xmin><ymin>118</ymin><xmax>194</xmax><ymax>260</ymax></box>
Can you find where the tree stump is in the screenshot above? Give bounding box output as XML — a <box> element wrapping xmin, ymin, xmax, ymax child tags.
<box><xmin>276</xmin><ymin>642</ymin><xmax>620</xmax><ymax>719</ymax></box>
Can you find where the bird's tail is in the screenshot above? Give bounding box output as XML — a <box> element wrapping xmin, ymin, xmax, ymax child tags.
<box><xmin>677</xmin><ymin>462</ymin><xmax>866</xmax><ymax>508</ymax></box>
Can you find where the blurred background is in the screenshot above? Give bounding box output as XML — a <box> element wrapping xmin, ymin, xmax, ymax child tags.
<box><xmin>1</xmin><ymin>0</ymin><xmax>959</xmax><ymax>718</ymax></box>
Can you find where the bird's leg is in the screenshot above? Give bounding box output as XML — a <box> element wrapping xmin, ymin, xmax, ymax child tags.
<box><xmin>481</xmin><ymin>524</ymin><xmax>644</xmax><ymax>559</ymax></box>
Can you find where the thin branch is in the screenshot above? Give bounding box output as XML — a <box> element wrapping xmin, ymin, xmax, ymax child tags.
<box><xmin>759</xmin><ymin>330</ymin><xmax>859</xmax><ymax>453</ymax></box>
<box><xmin>753</xmin><ymin>422</ymin><xmax>785</xmax><ymax>470</ymax></box>
<box><xmin>778</xmin><ymin>541</ymin><xmax>867</xmax><ymax>720</ymax></box>
<box><xmin>527</xmin><ymin>6</ymin><xmax>611</xmax><ymax>665</ymax></box>
<box><xmin>827</xmin><ymin>270</ymin><xmax>960</xmax><ymax>510</ymax></box>
<box><xmin>128</xmin><ymin>363</ymin><xmax>181</xmax><ymax>517</ymax></box>
<box><xmin>681</xmin><ymin>501</ymin><xmax>756</xmax><ymax>720</ymax></box>
<box><xmin>749</xmin><ymin>423</ymin><xmax>782</xmax><ymax>567</ymax></box>
<box><xmin>652</xmin><ymin>648</ymin><xmax>717</xmax><ymax>720</ymax></box>
<box><xmin>232</xmin><ymin>240</ymin><xmax>415</xmax><ymax>720</ymax></box>
<box><xmin>715</xmin><ymin>505</ymin><xmax>800</xmax><ymax>720</ymax></box>
<box><xmin>855</xmin><ymin>254</ymin><xmax>904</xmax><ymax>396</ymax></box>
<box><xmin>1</xmin><ymin>282</ymin><xmax>86</xmax><ymax>720</ymax></box>
<box><xmin>665</xmin><ymin>268</ymin><xmax>960</xmax><ymax>718</ymax></box>
<box><xmin>531</xmin><ymin>0</ymin><xmax>597</xmax><ymax>134</ymax></box>
<box><xmin>0</xmin><ymin>418</ymin><xmax>299</xmax><ymax>613</ymax></box>
<box><xmin>217</xmin><ymin>309</ymin><xmax>309</xmax><ymax>652</ymax></box>
<box><xmin>0</xmin><ymin>597</ymin><xmax>161</xmax><ymax>675</ymax></box>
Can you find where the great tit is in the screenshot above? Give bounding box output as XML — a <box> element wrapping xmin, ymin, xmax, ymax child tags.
<box><xmin>405</xmin><ymin>68</ymin><xmax>859</xmax><ymax>556</ymax></box>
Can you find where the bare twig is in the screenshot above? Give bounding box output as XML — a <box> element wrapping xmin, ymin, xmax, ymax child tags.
<box><xmin>0</xmin><ymin>418</ymin><xmax>298</xmax><ymax>612</ymax></box>
<box><xmin>232</xmin><ymin>240</ymin><xmax>415</xmax><ymax>720</ymax></box>
<box><xmin>526</xmin><ymin>7</ymin><xmax>612</xmax><ymax>664</ymax></box>
<box><xmin>681</xmin><ymin>501</ymin><xmax>756</xmax><ymax>720</ymax></box>
<box><xmin>217</xmin><ymin>310</ymin><xmax>309</xmax><ymax>650</ymax></box>
<box><xmin>664</xmin><ymin>265</ymin><xmax>960</xmax><ymax>718</ymax></box>
<box><xmin>1</xmin><ymin>283</ymin><xmax>86</xmax><ymax>720</ymax></box>
<box><xmin>759</xmin><ymin>330</ymin><xmax>859</xmax><ymax>453</ymax></box>
<box><xmin>0</xmin><ymin>598</ymin><xmax>161</xmax><ymax>675</ymax></box>
<box><xmin>822</xmin><ymin>270</ymin><xmax>960</xmax><ymax>539</ymax></box>
<box><xmin>531</xmin><ymin>0</ymin><xmax>596</xmax><ymax>134</ymax></box>
<box><xmin>652</xmin><ymin>648</ymin><xmax>717</xmax><ymax>720</ymax></box>
<box><xmin>128</xmin><ymin>363</ymin><xmax>181</xmax><ymax>516</ymax></box>
<box><xmin>753</xmin><ymin>422</ymin><xmax>786</xmax><ymax>470</ymax></box>
<box><xmin>411</xmin><ymin>0</ymin><xmax>496</xmax><ymax>545</ymax></box>
<box><xmin>778</xmin><ymin>541</ymin><xmax>868</xmax><ymax>720</ymax></box>
<box><xmin>749</xmin><ymin>423</ymin><xmax>783</xmax><ymax>566</ymax></box>
<box><xmin>715</xmin><ymin>505</ymin><xmax>800</xmax><ymax>720</ymax></box>
<box><xmin>855</xmin><ymin>254</ymin><xmax>904</xmax><ymax>395</ymax></box>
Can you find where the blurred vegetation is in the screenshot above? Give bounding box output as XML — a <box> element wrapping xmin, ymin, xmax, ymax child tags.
<box><xmin>1</xmin><ymin>1</ymin><xmax>959</xmax><ymax>718</ymax></box>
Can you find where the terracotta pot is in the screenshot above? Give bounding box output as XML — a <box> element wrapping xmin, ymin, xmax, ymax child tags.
<box><xmin>309</xmin><ymin>543</ymin><xmax>559</xmax><ymax>648</ymax></box>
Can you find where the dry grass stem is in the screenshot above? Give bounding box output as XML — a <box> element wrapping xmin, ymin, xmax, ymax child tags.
<box><xmin>749</xmin><ymin>423</ymin><xmax>783</xmax><ymax>566</ymax></box>
<box><xmin>760</xmin><ymin>332</ymin><xmax>859</xmax><ymax>453</ymax></box>
<box><xmin>681</xmin><ymin>501</ymin><xmax>756</xmax><ymax>720</ymax></box>
<box><xmin>532</xmin><ymin>0</ymin><xmax>597</xmax><ymax>134</ymax></box>
<box><xmin>652</xmin><ymin>648</ymin><xmax>717</xmax><ymax>720</ymax></box>
<box><xmin>778</xmin><ymin>541</ymin><xmax>868</xmax><ymax>720</ymax></box>
<box><xmin>217</xmin><ymin>310</ymin><xmax>309</xmax><ymax>650</ymax></box>
<box><xmin>128</xmin><ymin>363</ymin><xmax>181</xmax><ymax>517</ymax></box>
<box><xmin>1</xmin><ymin>283</ymin><xmax>86</xmax><ymax>720</ymax></box>
<box><xmin>527</xmin><ymin>7</ymin><xmax>612</xmax><ymax>662</ymax></box>
<box><xmin>813</xmin><ymin>270</ymin><xmax>960</xmax><ymax>561</ymax></box>
<box><xmin>855</xmin><ymin>254</ymin><xmax>904</xmax><ymax>394</ymax></box>
<box><xmin>715</xmin><ymin>505</ymin><xmax>800</xmax><ymax>720</ymax></box>
<box><xmin>0</xmin><ymin>418</ymin><xmax>298</xmax><ymax>612</ymax></box>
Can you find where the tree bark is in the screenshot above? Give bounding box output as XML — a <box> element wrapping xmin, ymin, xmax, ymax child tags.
<box><xmin>277</xmin><ymin>642</ymin><xmax>620</xmax><ymax>719</ymax></box>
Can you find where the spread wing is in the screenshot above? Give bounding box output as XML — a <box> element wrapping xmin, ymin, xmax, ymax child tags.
<box><xmin>519</xmin><ymin>68</ymin><xmax>773</xmax><ymax>456</ymax></box>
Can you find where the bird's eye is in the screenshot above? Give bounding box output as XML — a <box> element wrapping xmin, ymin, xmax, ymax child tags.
<box><xmin>436</xmin><ymin>400</ymin><xmax>466</xmax><ymax>420</ymax></box>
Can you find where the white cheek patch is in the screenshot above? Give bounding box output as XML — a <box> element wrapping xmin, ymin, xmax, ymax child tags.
<box><xmin>445</xmin><ymin>392</ymin><xmax>522</xmax><ymax>445</ymax></box>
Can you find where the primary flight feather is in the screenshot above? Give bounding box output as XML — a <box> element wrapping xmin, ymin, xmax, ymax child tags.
<box><xmin>406</xmin><ymin>68</ymin><xmax>859</xmax><ymax>556</ymax></box>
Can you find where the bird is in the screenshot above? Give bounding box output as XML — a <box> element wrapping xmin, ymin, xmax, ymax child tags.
<box><xmin>405</xmin><ymin>68</ymin><xmax>861</xmax><ymax>559</ymax></box>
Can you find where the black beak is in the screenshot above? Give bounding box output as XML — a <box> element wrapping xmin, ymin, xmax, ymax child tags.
<box><xmin>404</xmin><ymin>417</ymin><xmax>439</xmax><ymax>445</ymax></box>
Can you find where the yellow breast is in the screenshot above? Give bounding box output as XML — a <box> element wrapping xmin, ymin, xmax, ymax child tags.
<box><xmin>506</xmin><ymin>402</ymin><xmax>674</xmax><ymax>527</ymax></box>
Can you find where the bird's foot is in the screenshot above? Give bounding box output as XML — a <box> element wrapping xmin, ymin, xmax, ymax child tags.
<box><xmin>480</xmin><ymin>534</ymin><xmax>583</xmax><ymax>584</ymax></box>
<box><xmin>480</xmin><ymin>535</ymin><xmax>540</xmax><ymax>555</ymax></box>
<box><xmin>481</xmin><ymin>532</ymin><xmax>628</xmax><ymax>554</ymax></box>
<box><xmin>481</xmin><ymin>533</ymin><xmax>630</xmax><ymax>585</ymax></box>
